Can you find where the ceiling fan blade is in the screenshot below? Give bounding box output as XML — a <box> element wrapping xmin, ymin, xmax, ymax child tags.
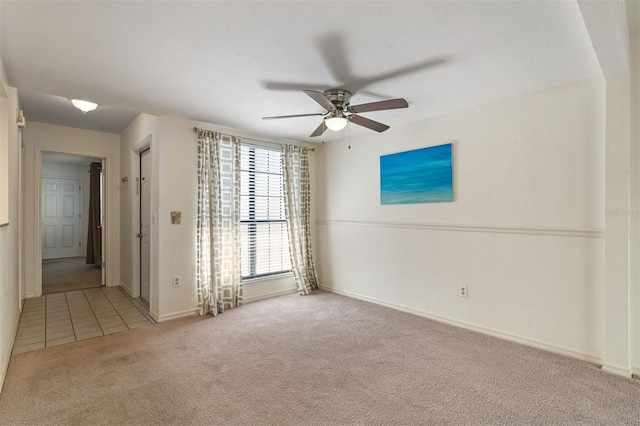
<box><xmin>349</xmin><ymin>98</ymin><xmax>408</xmax><ymax>114</ymax></box>
<box><xmin>304</xmin><ymin>90</ymin><xmax>336</xmax><ymax>111</ymax></box>
<box><xmin>310</xmin><ymin>121</ymin><xmax>327</xmax><ymax>137</ymax></box>
<box><xmin>347</xmin><ymin>57</ymin><xmax>448</xmax><ymax>93</ymax></box>
<box><xmin>316</xmin><ymin>34</ymin><xmax>354</xmax><ymax>84</ymax></box>
<box><xmin>262</xmin><ymin>81</ymin><xmax>327</xmax><ymax>91</ymax></box>
<box><xmin>349</xmin><ymin>115</ymin><xmax>390</xmax><ymax>133</ymax></box>
<box><xmin>262</xmin><ymin>113</ymin><xmax>325</xmax><ymax>120</ymax></box>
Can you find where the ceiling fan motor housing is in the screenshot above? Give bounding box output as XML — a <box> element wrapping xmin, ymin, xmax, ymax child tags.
<box><xmin>323</xmin><ymin>89</ymin><xmax>352</xmax><ymax>110</ymax></box>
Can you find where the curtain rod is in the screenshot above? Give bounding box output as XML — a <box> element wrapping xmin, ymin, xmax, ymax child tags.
<box><xmin>193</xmin><ymin>126</ymin><xmax>315</xmax><ymax>151</ymax></box>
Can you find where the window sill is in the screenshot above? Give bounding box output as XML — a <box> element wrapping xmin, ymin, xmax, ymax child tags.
<box><xmin>242</xmin><ymin>272</ymin><xmax>293</xmax><ymax>284</ymax></box>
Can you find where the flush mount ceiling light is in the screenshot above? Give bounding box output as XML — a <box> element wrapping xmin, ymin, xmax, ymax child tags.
<box><xmin>71</xmin><ymin>99</ymin><xmax>98</xmax><ymax>114</ymax></box>
<box><xmin>324</xmin><ymin>113</ymin><xmax>348</xmax><ymax>132</ymax></box>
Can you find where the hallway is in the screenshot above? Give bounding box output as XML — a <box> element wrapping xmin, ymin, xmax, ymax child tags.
<box><xmin>42</xmin><ymin>257</ymin><xmax>102</xmax><ymax>294</ymax></box>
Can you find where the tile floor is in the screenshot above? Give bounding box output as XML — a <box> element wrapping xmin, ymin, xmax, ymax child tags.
<box><xmin>12</xmin><ymin>287</ymin><xmax>155</xmax><ymax>355</ymax></box>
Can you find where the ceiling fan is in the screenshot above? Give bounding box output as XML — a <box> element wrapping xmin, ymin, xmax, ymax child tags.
<box><xmin>262</xmin><ymin>89</ymin><xmax>408</xmax><ymax>137</ymax></box>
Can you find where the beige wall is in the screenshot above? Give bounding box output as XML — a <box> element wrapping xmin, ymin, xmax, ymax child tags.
<box><xmin>316</xmin><ymin>76</ymin><xmax>607</xmax><ymax>362</ymax></box>
<box><xmin>630</xmin><ymin>31</ymin><xmax>640</xmax><ymax>377</ymax></box>
<box><xmin>119</xmin><ymin>113</ymin><xmax>159</xmax><ymax>316</ymax></box>
<box><xmin>119</xmin><ymin>115</ymin><xmax>316</xmax><ymax>321</ymax></box>
<box><xmin>0</xmin><ymin>60</ymin><xmax>21</xmax><ymax>393</ymax></box>
<box><xmin>601</xmin><ymin>28</ymin><xmax>640</xmax><ymax>377</ymax></box>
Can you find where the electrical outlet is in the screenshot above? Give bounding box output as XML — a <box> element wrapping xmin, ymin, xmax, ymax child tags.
<box><xmin>458</xmin><ymin>285</ymin><xmax>468</xmax><ymax>298</ymax></box>
<box><xmin>172</xmin><ymin>276</ymin><xmax>181</xmax><ymax>288</ymax></box>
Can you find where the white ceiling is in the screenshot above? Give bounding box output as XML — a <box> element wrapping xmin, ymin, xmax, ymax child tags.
<box><xmin>1</xmin><ymin>1</ymin><xmax>602</xmax><ymax>142</ymax></box>
<box><xmin>19</xmin><ymin>91</ymin><xmax>139</xmax><ymax>134</ymax></box>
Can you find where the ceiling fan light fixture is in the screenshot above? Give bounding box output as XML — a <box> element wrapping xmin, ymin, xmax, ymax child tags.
<box><xmin>325</xmin><ymin>116</ymin><xmax>348</xmax><ymax>131</ymax></box>
<box><xmin>71</xmin><ymin>99</ymin><xmax>98</xmax><ymax>114</ymax></box>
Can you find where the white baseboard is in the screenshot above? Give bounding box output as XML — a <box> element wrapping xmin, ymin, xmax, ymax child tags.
<box><xmin>320</xmin><ymin>285</ymin><xmax>603</xmax><ymax>366</ymax></box>
<box><xmin>602</xmin><ymin>362</ymin><xmax>633</xmax><ymax>378</ymax></box>
<box><xmin>156</xmin><ymin>308</ymin><xmax>198</xmax><ymax>323</ymax></box>
<box><xmin>156</xmin><ymin>288</ymin><xmax>297</xmax><ymax>323</ymax></box>
<box><xmin>632</xmin><ymin>366</ymin><xmax>640</xmax><ymax>377</ymax></box>
<box><xmin>119</xmin><ymin>281</ymin><xmax>134</xmax><ymax>298</ymax></box>
<box><xmin>0</xmin><ymin>307</ymin><xmax>21</xmax><ymax>394</ymax></box>
<box><xmin>244</xmin><ymin>287</ymin><xmax>297</xmax><ymax>304</ymax></box>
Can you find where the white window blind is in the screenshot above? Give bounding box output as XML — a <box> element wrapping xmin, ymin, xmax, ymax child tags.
<box><xmin>240</xmin><ymin>144</ymin><xmax>291</xmax><ymax>280</ymax></box>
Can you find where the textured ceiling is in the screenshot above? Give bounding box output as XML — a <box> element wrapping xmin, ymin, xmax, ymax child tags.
<box><xmin>1</xmin><ymin>1</ymin><xmax>601</xmax><ymax>142</ymax></box>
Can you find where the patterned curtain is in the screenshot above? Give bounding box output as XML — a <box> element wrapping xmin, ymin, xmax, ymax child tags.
<box><xmin>196</xmin><ymin>129</ymin><xmax>243</xmax><ymax>316</ymax></box>
<box><xmin>282</xmin><ymin>145</ymin><xmax>318</xmax><ymax>295</ymax></box>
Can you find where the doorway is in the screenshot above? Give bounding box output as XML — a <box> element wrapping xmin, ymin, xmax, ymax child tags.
<box><xmin>139</xmin><ymin>148</ymin><xmax>151</xmax><ymax>305</ymax></box>
<box><xmin>41</xmin><ymin>153</ymin><xmax>105</xmax><ymax>294</ymax></box>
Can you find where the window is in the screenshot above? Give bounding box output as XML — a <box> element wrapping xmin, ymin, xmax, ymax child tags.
<box><xmin>240</xmin><ymin>144</ymin><xmax>291</xmax><ymax>280</ymax></box>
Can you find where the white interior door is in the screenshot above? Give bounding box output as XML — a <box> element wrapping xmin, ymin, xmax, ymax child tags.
<box><xmin>42</xmin><ymin>177</ymin><xmax>81</xmax><ymax>259</ymax></box>
<box><xmin>140</xmin><ymin>149</ymin><xmax>151</xmax><ymax>303</ymax></box>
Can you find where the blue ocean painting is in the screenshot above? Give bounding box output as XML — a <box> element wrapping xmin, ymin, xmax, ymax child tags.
<box><xmin>380</xmin><ymin>143</ymin><xmax>453</xmax><ymax>204</ymax></box>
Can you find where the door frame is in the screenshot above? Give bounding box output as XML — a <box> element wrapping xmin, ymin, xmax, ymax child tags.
<box><xmin>138</xmin><ymin>147</ymin><xmax>151</xmax><ymax>303</ymax></box>
<box><xmin>33</xmin><ymin>147</ymin><xmax>114</xmax><ymax>297</ymax></box>
<box><xmin>100</xmin><ymin>160</ymin><xmax>106</xmax><ymax>286</ymax></box>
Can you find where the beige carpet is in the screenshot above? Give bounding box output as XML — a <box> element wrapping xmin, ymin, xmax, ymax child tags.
<box><xmin>1</xmin><ymin>291</ymin><xmax>639</xmax><ymax>425</ymax></box>
<box><xmin>42</xmin><ymin>257</ymin><xmax>102</xmax><ymax>294</ymax></box>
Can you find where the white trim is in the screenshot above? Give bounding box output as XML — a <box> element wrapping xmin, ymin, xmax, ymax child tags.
<box><xmin>34</xmin><ymin>149</ymin><xmax>42</xmax><ymax>295</ymax></box>
<box><xmin>18</xmin><ymin>129</ymin><xmax>24</xmax><ymax>310</ymax></box>
<box><xmin>632</xmin><ymin>366</ymin><xmax>640</xmax><ymax>377</ymax></box>
<box><xmin>119</xmin><ymin>280</ymin><xmax>135</xmax><ymax>298</ymax></box>
<box><xmin>601</xmin><ymin>362</ymin><xmax>633</xmax><ymax>378</ymax></box>
<box><xmin>0</xmin><ymin>306</ymin><xmax>20</xmax><ymax>394</ymax></box>
<box><xmin>156</xmin><ymin>288</ymin><xmax>298</xmax><ymax>322</ymax></box>
<box><xmin>241</xmin><ymin>139</ymin><xmax>284</xmax><ymax>152</ymax></box>
<box><xmin>238</xmin><ymin>137</ymin><xmax>316</xmax><ymax>153</ymax></box>
<box><xmin>242</xmin><ymin>272</ymin><xmax>294</xmax><ymax>285</ymax></box>
<box><xmin>319</xmin><ymin>284</ymin><xmax>603</xmax><ymax>365</ymax></box>
<box><xmin>156</xmin><ymin>308</ymin><xmax>198</xmax><ymax>323</ymax></box>
<box><xmin>129</xmin><ymin>136</ymin><xmax>151</xmax><ymax>300</ymax></box>
<box><xmin>316</xmin><ymin>219</ymin><xmax>604</xmax><ymax>239</ymax></box>
<box><xmin>0</xmin><ymin>81</ymin><xmax>9</xmax><ymax>227</ymax></box>
<box><xmin>244</xmin><ymin>287</ymin><xmax>297</xmax><ymax>303</ymax></box>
